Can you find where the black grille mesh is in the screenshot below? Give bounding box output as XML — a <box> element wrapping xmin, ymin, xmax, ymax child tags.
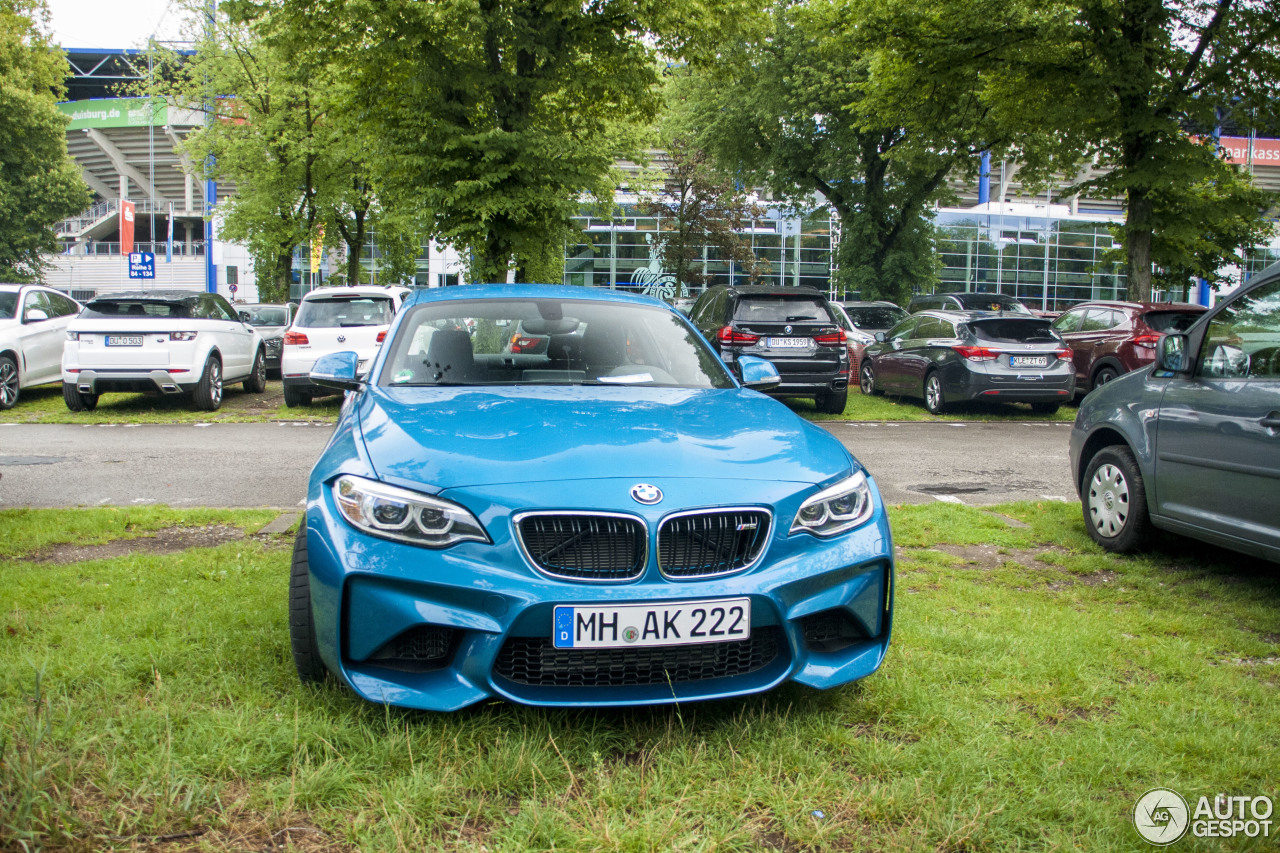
<box><xmin>367</xmin><ymin>625</ymin><xmax>456</xmax><ymax>671</ymax></box>
<box><xmin>799</xmin><ymin>609</ymin><xmax>867</xmax><ymax>653</ymax></box>
<box><xmin>658</xmin><ymin>510</ymin><xmax>770</xmax><ymax>577</ymax></box>
<box><xmin>519</xmin><ymin>515</ymin><xmax>646</xmax><ymax>580</ymax></box>
<box><xmin>493</xmin><ymin>627</ymin><xmax>781</xmax><ymax>687</ymax></box>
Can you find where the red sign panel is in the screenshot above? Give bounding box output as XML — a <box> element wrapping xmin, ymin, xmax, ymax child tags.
<box><xmin>1216</xmin><ymin>136</ymin><xmax>1280</xmax><ymax>166</ymax></box>
<box><xmin>119</xmin><ymin>200</ymin><xmax>135</xmax><ymax>255</ymax></box>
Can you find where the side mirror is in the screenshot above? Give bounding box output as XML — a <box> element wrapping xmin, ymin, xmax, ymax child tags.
<box><xmin>874</xmin><ymin>331</ymin><xmax>886</xmax><ymax>343</ymax></box>
<box><xmin>737</xmin><ymin>354</ymin><xmax>781</xmax><ymax>391</ymax></box>
<box><xmin>1155</xmin><ymin>333</ymin><xmax>1190</xmax><ymax>374</ymax></box>
<box><xmin>311</xmin><ymin>351</ymin><xmax>364</xmax><ymax>391</ymax></box>
<box><xmin>24</xmin><ymin>308</ymin><xmax>49</xmax><ymax>323</ymax></box>
<box><xmin>239</xmin><ymin>311</ymin><xmax>252</xmax><ymax>324</ymax></box>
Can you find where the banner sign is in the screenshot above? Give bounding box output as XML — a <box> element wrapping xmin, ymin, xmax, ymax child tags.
<box><xmin>128</xmin><ymin>252</ymin><xmax>155</xmax><ymax>279</ymax></box>
<box><xmin>1216</xmin><ymin>136</ymin><xmax>1280</xmax><ymax>166</ymax></box>
<box><xmin>58</xmin><ymin>98</ymin><xmax>168</xmax><ymax>130</ymax></box>
<box><xmin>119</xmin><ymin>200</ymin><xmax>135</xmax><ymax>255</ymax></box>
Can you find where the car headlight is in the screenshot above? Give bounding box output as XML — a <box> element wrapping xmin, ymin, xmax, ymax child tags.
<box><xmin>332</xmin><ymin>474</ymin><xmax>490</xmax><ymax>548</ymax></box>
<box><xmin>790</xmin><ymin>471</ymin><xmax>875</xmax><ymax>537</ymax></box>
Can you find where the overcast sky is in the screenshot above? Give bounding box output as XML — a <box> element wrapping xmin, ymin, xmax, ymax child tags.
<box><xmin>46</xmin><ymin>0</ymin><xmax>194</xmax><ymax>50</ymax></box>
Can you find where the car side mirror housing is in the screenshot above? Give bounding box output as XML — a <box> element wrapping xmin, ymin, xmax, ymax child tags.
<box><xmin>1156</xmin><ymin>333</ymin><xmax>1190</xmax><ymax>374</ymax></box>
<box><xmin>24</xmin><ymin>308</ymin><xmax>49</xmax><ymax>323</ymax></box>
<box><xmin>239</xmin><ymin>311</ymin><xmax>252</xmax><ymax>324</ymax></box>
<box><xmin>874</xmin><ymin>331</ymin><xmax>886</xmax><ymax>343</ymax></box>
<box><xmin>311</xmin><ymin>351</ymin><xmax>364</xmax><ymax>391</ymax></box>
<box><xmin>737</xmin><ymin>355</ymin><xmax>781</xmax><ymax>391</ymax></box>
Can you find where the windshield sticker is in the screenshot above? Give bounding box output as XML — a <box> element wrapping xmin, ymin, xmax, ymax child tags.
<box><xmin>598</xmin><ymin>373</ymin><xmax>654</xmax><ymax>384</ymax></box>
<box><xmin>393</xmin><ymin>369</ymin><xmax>414</xmax><ymax>384</ymax></box>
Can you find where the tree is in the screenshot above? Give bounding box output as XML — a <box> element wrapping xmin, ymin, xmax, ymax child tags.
<box><xmin>0</xmin><ymin>0</ymin><xmax>90</xmax><ymax>281</ymax></box>
<box><xmin>640</xmin><ymin>137</ymin><xmax>768</xmax><ymax>293</ymax></box>
<box><xmin>277</xmin><ymin>0</ymin><xmax>759</xmax><ymax>285</ymax></box>
<box><xmin>667</xmin><ymin>0</ymin><xmax>1017</xmax><ymax>304</ymax></box>
<box><xmin>150</xmin><ymin>1</ymin><xmax>420</xmax><ymax>301</ymax></box>
<box><xmin>860</xmin><ymin>0</ymin><xmax>1280</xmax><ymax>300</ymax></box>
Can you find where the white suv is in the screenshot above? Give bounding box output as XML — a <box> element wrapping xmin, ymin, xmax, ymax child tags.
<box><xmin>280</xmin><ymin>285</ymin><xmax>411</xmax><ymax>407</ymax></box>
<box><xmin>62</xmin><ymin>290</ymin><xmax>266</xmax><ymax>412</ymax></box>
<box><xmin>0</xmin><ymin>284</ymin><xmax>83</xmax><ymax>410</ymax></box>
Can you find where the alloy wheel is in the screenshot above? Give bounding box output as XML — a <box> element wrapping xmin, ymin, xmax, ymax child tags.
<box><xmin>0</xmin><ymin>359</ymin><xmax>17</xmax><ymax>409</ymax></box>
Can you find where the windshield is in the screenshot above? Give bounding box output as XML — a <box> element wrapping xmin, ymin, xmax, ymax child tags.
<box><xmin>244</xmin><ymin>305</ymin><xmax>289</xmax><ymax>326</ymax></box>
<box><xmin>0</xmin><ymin>293</ymin><xmax>16</xmax><ymax>319</ymax></box>
<box><xmin>956</xmin><ymin>293</ymin><xmax>1033</xmax><ymax>314</ymax></box>
<box><xmin>844</xmin><ymin>306</ymin><xmax>906</xmax><ymax>329</ymax></box>
<box><xmin>732</xmin><ymin>295</ymin><xmax>831</xmax><ymax>323</ymax></box>
<box><xmin>82</xmin><ymin>299</ymin><xmax>192</xmax><ymax>319</ymax></box>
<box><xmin>1145</xmin><ymin>311</ymin><xmax>1202</xmax><ymax>333</ymax></box>
<box><xmin>381</xmin><ymin>299</ymin><xmax>736</xmax><ymax>389</ymax></box>
<box><xmin>296</xmin><ymin>297</ymin><xmax>393</xmax><ymax>328</ymax></box>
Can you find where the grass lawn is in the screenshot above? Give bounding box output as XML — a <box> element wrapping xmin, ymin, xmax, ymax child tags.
<box><xmin>2</xmin><ymin>503</ymin><xmax>1276</xmax><ymax>851</ymax></box>
<box><xmin>1</xmin><ymin>382</ymin><xmax>1073</xmax><ymax>425</ymax></box>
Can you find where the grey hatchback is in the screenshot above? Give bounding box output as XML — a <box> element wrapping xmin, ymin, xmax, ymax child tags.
<box><xmin>1070</xmin><ymin>263</ymin><xmax>1280</xmax><ymax>562</ymax></box>
<box><xmin>859</xmin><ymin>310</ymin><xmax>1074</xmax><ymax>414</ymax></box>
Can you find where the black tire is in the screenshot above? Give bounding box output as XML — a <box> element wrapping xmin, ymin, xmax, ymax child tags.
<box><xmin>859</xmin><ymin>362</ymin><xmax>880</xmax><ymax>395</ymax></box>
<box><xmin>816</xmin><ymin>387</ymin><xmax>848</xmax><ymax>414</ymax></box>
<box><xmin>1082</xmin><ymin>445</ymin><xmax>1151</xmax><ymax>553</ymax></box>
<box><xmin>1092</xmin><ymin>365</ymin><xmax>1119</xmax><ymax>392</ymax></box>
<box><xmin>0</xmin><ymin>355</ymin><xmax>18</xmax><ymax>410</ymax></box>
<box><xmin>62</xmin><ymin>381</ymin><xmax>98</xmax><ymax>412</ymax></box>
<box><xmin>923</xmin><ymin>371</ymin><xmax>946</xmax><ymax>415</ymax></box>
<box><xmin>192</xmin><ymin>356</ymin><xmax>223</xmax><ymax>412</ymax></box>
<box><xmin>283</xmin><ymin>384</ymin><xmax>311</xmax><ymax>408</ymax></box>
<box><xmin>290</xmin><ymin>526</ymin><xmax>329</xmax><ymax>684</ymax></box>
<box><xmin>243</xmin><ymin>349</ymin><xmax>267</xmax><ymax>393</ymax></box>
<box><xmin>1030</xmin><ymin>402</ymin><xmax>1061</xmax><ymax>415</ymax></box>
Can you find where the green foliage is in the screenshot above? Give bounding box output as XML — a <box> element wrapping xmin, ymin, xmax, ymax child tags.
<box><xmin>0</xmin><ymin>0</ymin><xmax>91</xmax><ymax>281</ymax></box>
<box><xmin>641</xmin><ymin>135</ymin><xmax>767</xmax><ymax>292</ymax></box>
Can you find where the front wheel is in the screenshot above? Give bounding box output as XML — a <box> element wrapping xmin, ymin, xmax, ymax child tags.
<box><xmin>859</xmin><ymin>362</ymin><xmax>880</xmax><ymax>396</ymax></box>
<box><xmin>243</xmin><ymin>349</ymin><xmax>267</xmax><ymax>393</ymax></box>
<box><xmin>1092</xmin><ymin>365</ymin><xmax>1119</xmax><ymax>392</ymax></box>
<box><xmin>923</xmin><ymin>372</ymin><xmax>945</xmax><ymax>415</ymax></box>
<box><xmin>0</xmin><ymin>355</ymin><xmax>19</xmax><ymax>410</ymax></box>
<box><xmin>1082</xmin><ymin>445</ymin><xmax>1151</xmax><ymax>552</ymax></box>
<box><xmin>816</xmin><ymin>387</ymin><xmax>848</xmax><ymax>415</ymax></box>
<box><xmin>289</xmin><ymin>527</ymin><xmax>328</xmax><ymax>684</ymax></box>
<box><xmin>62</xmin><ymin>381</ymin><xmax>99</xmax><ymax>412</ymax></box>
<box><xmin>192</xmin><ymin>356</ymin><xmax>223</xmax><ymax>411</ymax></box>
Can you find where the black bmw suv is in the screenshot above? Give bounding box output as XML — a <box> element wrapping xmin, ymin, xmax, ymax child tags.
<box><xmin>689</xmin><ymin>285</ymin><xmax>849</xmax><ymax>413</ymax></box>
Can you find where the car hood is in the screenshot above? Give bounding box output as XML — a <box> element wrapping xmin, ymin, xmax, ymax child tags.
<box><xmin>356</xmin><ymin>385</ymin><xmax>854</xmax><ymax>491</ymax></box>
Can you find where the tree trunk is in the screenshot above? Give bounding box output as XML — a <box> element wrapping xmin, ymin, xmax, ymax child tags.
<box><xmin>1125</xmin><ymin>188</ymin><xmax>1154</xmax><ymax>301</ymax></box>
<box><xmin>346</xmin><ymin>208</ymin><xmax>366</xmax><ymax>286</ymax></box>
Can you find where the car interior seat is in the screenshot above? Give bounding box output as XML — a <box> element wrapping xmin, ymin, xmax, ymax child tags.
<box><xmin>421</xmin><ymin>328</ymin><xmax>474</xmax><ymax>384</ymax></box>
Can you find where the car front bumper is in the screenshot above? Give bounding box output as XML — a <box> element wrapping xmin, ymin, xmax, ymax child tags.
<box><xmin>304</xmin><ymin>479</ymin><xmax>895</xmax><ymax>711</ymax></box>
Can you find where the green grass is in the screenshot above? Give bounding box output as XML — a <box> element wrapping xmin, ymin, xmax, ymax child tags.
<box><xmin>2</xmin><ymin>381</ymin><xmax>1073</xmax><ymax>425</ymax></box>
<box><xmin>3</xmin><ymin>504</ymin><xmax>1276</xmax><ymax>850</ymax></box>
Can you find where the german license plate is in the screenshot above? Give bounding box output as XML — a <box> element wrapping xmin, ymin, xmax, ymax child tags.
<box><xmin>768</xmin><ymin>337</ymin><xmax>808</xmax><ymax>348</ymax></box>
<box><xmin>105</xmin><ymin>336</ymin><xmax>143</xmax><ymax>347</ymax></box>
<box><xmin>553</xmin><ymin>597</ymin><xmax>751</xmax><ymax>649</ymax></box>
<box><xmin>1010</xmin><ymin>355</ymin><xmax>1048</xmax><ymax>368</ymax></box>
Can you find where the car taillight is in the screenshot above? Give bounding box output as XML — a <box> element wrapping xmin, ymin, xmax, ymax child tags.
<box><xmin>283</xmin><ymin>330</ymin><xmax>309</xmax><ymax>345</ymax></box>
<box><xmin>170</xmin><ymin>331</ymin><xmax>197</xmax><ymax>342</ymax></box>
<box><xmin>1054</xmin><ymin>347</ymin><xmax>1073</xmax><ymax>359</ymax></box>
<box><xmin>509</xmin><ymin>334</ymin><xmax>540</xmax><ymax>353</ymax></box>
<box><xmin>717</xmin><ymin>325</ymin><xmax>759</xmax><ymax>347</ymax></box>
<box><xmin>813</xmin><ymin>330</ymin><xmax>847</xmax><ymax>347</ymax></box>
<box><xmin>1132</xmin><ymin>333</ymin><xmax>1161</xmax><ymax>349</ymax></box>
<box><xmin>376</xmin><ymin>330</ymin><xmax>387</xmax><ymax>344</ymax></box>
<box><xmin>952</xmin><ymin>345</ymin><xmax>997</xmax><ymax>362</ymax></box>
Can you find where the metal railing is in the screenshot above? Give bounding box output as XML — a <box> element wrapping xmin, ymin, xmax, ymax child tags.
<box><xmin>56</xmin><ymin>199</ymin><xmax>190</xmax><ymax>235</ymax></box>
<box><xmin>57</xmin><ymin>240</ymin><xmax>206</xmax><ymax>257</ymax></box>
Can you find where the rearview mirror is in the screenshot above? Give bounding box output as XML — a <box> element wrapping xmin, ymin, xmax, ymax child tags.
<box><xmin>736</xmin><ymin>355</ymin><xmax>781</xmax><ymax>391</ymax></box>
<box><xmin>1155</xmin><ymin>333</ymin><xmax>1189</xmax><ymax>374</ymax></box>
<box><xmin>874</xmin><ymin>332</ymin><xmax>886</xmax><ymax>343</ymax></box>
<box><xmin>311</xmin><ymin>351</ymin><xmax>364</xmax><ymax>391</ymax></box>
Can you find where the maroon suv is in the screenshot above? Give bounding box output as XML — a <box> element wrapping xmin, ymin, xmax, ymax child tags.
<box><xmin>1050</xmin><ymin>300</ymin><xmax>1206</xmax><ymax>394</ymax></box>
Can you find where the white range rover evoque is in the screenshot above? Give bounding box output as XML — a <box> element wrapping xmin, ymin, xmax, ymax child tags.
<box><xmin>62</xmin><ymin>290</ymin><xmax>266</xmax><ymax>412</ymax></box>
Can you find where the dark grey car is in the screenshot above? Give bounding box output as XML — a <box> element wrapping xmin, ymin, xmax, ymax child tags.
<box><xmin>859</xmin><ymin>310</ymin><xmax>1074</xmax><ymax>414</ymax></box>
<box><xmin>1070</xmin><ymin>264</ymin><xmax>1280</xmax><ymax>561</ymax></box>
<box><xmin>238</xmin><ymin>302</ymin><xmax>294</xmax><ymax>377</ymax></box>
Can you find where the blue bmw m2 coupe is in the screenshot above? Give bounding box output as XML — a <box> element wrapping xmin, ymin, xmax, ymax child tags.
<box><xmin>291</xmin><ymin>284</ymin><xmax>894</xmax><ymax>711</ymax></box>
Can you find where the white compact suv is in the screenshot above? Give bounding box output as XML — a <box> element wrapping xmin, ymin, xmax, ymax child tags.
<box><xmin>0</xmin><ymin>283</ymin><xmax>83</xmax><ymax>409</ymax></box>
<box><xmin>63</xmin><ymin>290</ymin><xmax>266</xmax><ymax>412</ymax></box>
<box><xmin>280</xmin><ymin>285</ymin><xmax>411</xmax><ymax>407</ymax></box>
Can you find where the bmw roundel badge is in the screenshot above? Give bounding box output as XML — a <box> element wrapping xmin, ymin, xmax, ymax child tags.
<box><xmin>630</xmin><ymin>483</ymin><xmax>663</xmax><ymax>505</ymax></box>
